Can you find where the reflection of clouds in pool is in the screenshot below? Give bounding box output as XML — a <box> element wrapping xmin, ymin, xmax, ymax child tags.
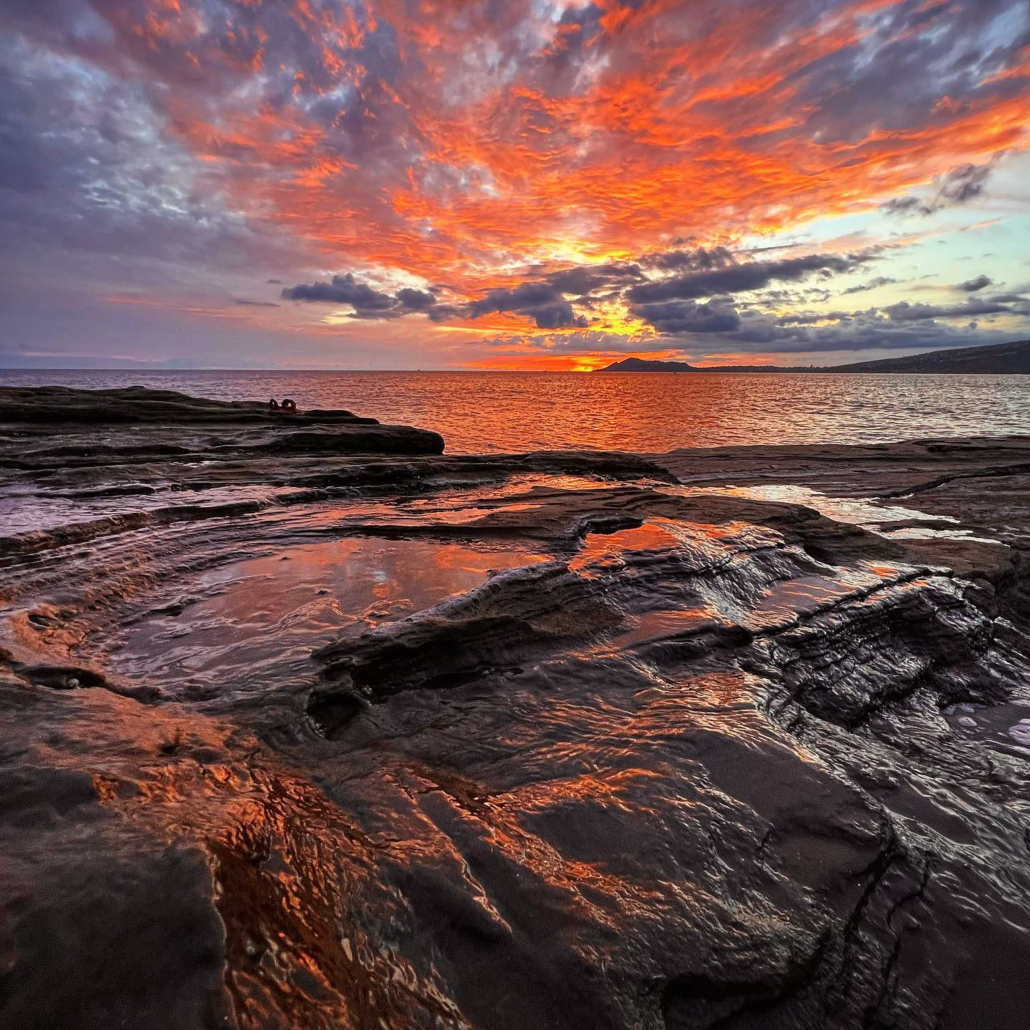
<box><xmin>106</xmin><ymin>537</ymin><xmax>547</xmax><ymax>697</ymax></box>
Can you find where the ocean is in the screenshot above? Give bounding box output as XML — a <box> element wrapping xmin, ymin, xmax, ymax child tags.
<box><xmin>2</xmin><ymin>368</ymin><xmax>1028</xmax><ymax>453</ymax></box>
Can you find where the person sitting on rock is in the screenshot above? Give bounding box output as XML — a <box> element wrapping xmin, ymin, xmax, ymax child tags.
<box><xmin>269</xmin><ymin>398</ymin><xmax>280</xmax><ymax>410</ymax></box>
<box><xmin>281</xmin><ymin>398</ymin><xmax>297</xmax><ymax>412</ymax></box>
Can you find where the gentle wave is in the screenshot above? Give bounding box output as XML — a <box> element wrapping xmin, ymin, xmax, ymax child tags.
<box><xmin>3</xmin><ymin>368</ymin><xmax>1029</xmax><ymax>452</ymax></box>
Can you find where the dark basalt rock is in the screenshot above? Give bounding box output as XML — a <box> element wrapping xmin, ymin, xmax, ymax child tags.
<box><xmin>0</xmin><ymin>384</ymin><xmax>443</xmax><ymax>452</ymax></box>
<box><xmin>312</xmin><ymin>562</ymin><xmax>623</xmax><ymax>710</ymax></box>
<box><xmin>0</xmin><ymin>385</ymin><xmax>369</xmax><ymax>425</ymax></box>
<box><xmin>3</xmin><ymin>389</ymin><xmax>1030</xmax><ymax>1029</ymax></box>
<box><xmin>0</xmin><ymin>384</ymin><xmax>275</xmax><ymax>423</ymax></box>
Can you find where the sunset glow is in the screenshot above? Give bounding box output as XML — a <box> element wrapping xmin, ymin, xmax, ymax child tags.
<box><xmin>2</xmin><ymin>0</ymin><xmax>1028</xmax><ymax>368</ymax></box>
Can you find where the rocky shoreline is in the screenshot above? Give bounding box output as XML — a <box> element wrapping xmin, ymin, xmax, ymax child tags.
<box><xmin>2</xmin><ymin>387</ymin><xmax>1030</xmax><ymax>1029</ymax></box>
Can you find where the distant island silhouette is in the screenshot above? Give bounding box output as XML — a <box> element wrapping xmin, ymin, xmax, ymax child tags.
<box><xmin>598</xmin><ymin>338</ymin><xmax>1030</xmax><ymax>374</ymax></box>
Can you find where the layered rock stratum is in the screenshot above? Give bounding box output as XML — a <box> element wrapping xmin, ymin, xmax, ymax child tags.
<box><xmin>1</xmin><ymin>387</ymin><xmax>1029</xmax><ymax>1029</ymax></box>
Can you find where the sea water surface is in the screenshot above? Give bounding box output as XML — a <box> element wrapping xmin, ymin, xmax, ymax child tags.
<box><xmin>2</xmin><ymin>368</ymin><xmax>1029</xmax><ymax>452</ymax></box>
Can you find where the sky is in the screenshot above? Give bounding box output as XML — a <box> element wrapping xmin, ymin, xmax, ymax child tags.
<box><xmin>1</xmin><ymin>0</ymin><xmax>1028</xmax><ymax>370</ymax></box>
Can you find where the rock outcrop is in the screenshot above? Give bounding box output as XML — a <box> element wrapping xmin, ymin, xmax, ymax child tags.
<box><xmin>2</xmin><ymin>388</ymin><xmax>1030</xmax><ymax>1029</ymax></box>
<box><xmin>0</xmin><ymin>383</ymin><xmax>444</xmax><ymax>449</ymax></box>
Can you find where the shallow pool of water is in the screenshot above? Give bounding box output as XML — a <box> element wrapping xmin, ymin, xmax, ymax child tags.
<box><xmin>104</xmin><ymin>536</ymin><xmax>547</xmax><ymax>696</ymax></box>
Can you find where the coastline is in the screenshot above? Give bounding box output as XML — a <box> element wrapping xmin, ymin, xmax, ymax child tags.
<box><xmin>596</xmin><ymin>337</ymin><xmax>1030</xmax><ymax>374</ymax></box>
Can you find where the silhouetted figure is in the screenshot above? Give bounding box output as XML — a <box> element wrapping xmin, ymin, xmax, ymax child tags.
<box><xmin>281</xmin><ymin>398</ymin><xmax>297</xmax><ymax>412</ymax></box>
<box><xmin>269</xmin><ymin>398</ymin><xmax>280</xmax><ymax>410</ymax></box>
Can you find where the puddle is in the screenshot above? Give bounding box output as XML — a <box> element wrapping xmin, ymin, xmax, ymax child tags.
<box><xmin>104</xmin><ymin>537</ymin><xmax>547</xmax><ymax>697</ymax></box>
<box><xmin>400</xmin><ymin>473</ymin><xmax>639</xmax><ymax>506</ymax></box>
<box><xmin>570</xmin><ymin>517</ymin><xmax>919</xmax><ymax>646</ymax></box>
<box><xmin>879</xmin><ymin>527</ymin><xmax>1003</xmax><ymax>545</ymax></box>
<box><xmin>569</xmin><ymin>517</ymin><xmax>786</xmax><ymax>579</ymax></box>
<box><xmin>569</xmin><ymin>520</ymin><xmax>683</xmax><ymax>575</ymax></box>
<box><xmin>668</xmin><ymin>483</ymin><xmax>1003</xmax><ymax>545</ymax></box>
<box><xmin>607</xmin><ymin>606</ymin><xmax>725</xmax><ymax>649</ymax></box>
<box><xmin>752</xmin><ymin>573</ymin><xmax>863</xmax><ymax>622</ymax></box>
<box><xmin>669</xmin><ymin>482</ymin><xmax>957</xmax><ymax>526</ymax></box>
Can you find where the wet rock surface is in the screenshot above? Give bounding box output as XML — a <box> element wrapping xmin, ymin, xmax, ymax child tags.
<box><xmin>2</xmin><ymin>389</ymin><xmax>1030</xmax><ymax>1029</ymax></box>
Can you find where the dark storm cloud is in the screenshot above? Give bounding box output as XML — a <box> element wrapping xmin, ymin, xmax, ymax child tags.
<box><xmin>842</xmin><ymin>276</ymin><xmax>899</xmax><ymax>295</ymax></box>
<box><xmin>881</xmin><ymin>161</ymin><xmax>998</xmax><ymax>217</ymax></box>
<box><xmin>390</xmin><ymin>260</ymin><xmax>639</xmax><ymax>330</ymax></box>
<box><xmin>395</xmin><ymin>287</ymin><xmax>437</xmax><ymax>311</ymax></box>
<box><xmin>626</xmin><ymin>253</ymin><xmax>868</xmax><ymax>305</ymax></box>
<box><xmin>281</xmin><ymin>273</ymin><xmax>442</xmax><ymax>319</ymax></box>
<box><xmin>777</xmin><ymin>310</ymin><xmax>855</xmax><ymax>326</ymax></box>
<box><xmin>939</xmin><ymin>163</ymin><xmax>994</xmax><ymax>204</ymax></box>
<box><xmin>756</xmin><ymin>286</ymin><xmax>833</xmax><ymax>307</ymax></box>
<box><xmin>690</xmin><ymin>286</ymin><xmax>1030</xmax><ymax>355</ymax></box>
<box><xmin>724</xmin><ymin>318</ymin><xmax>1018</xmax><ymax>355</ymax></box>
<box><xmin>958</xmin><ymin>274</ymin><xmax>993</xmax><ymax>292</ymax></box>
<box><xmin>532</xmin><ymin>304</ymin><xmax>590</xmax><ymax>330</ymax></box>
<box><xmin>449</xmin><ymin>247</ymin><xmax>872</xmax><ymax>336</ymax></box>
<box><xmin>882</xmin><ymin>299</ymin><xmax>1019</xmax><ymax>321</ymax></box>
<box><xmin>767</xmin><ymin>294</ymin><xmax>1029</xmax><ymax>346</ymax></box>
<box><xmin>628</xmin><ymin>299</ymin><xmax>741</xmax><ymax>335</ymax></box>
<box><xmin>544</xmin><ymin>262</ymin><xmax>643</xmax><ymax>296</ymax></box>
<box><xmin>642</xmin><ymin>247</ymin><xmax>736</xmax><ymax>273</ymax></box>
<box><xmin>467</xmin><ymin>281</ymin><xmax>561</xmax><ymax>316</ymax></box>
<box><xmin>880</xmin><ymin>196</ymin><xmax>933</xmax><ymax>217</ymax></box>
<box><xmin>468</xmin><ymin>281</ymin><xmax>589</xmax><ymax>329</ymax></box>
<box><xmin>282</xmin><ymin>274</ymin><xmax>396</xmax><ymax>311</ymax></box>
<box><xmin>697</xmin><ymin>306</ymin><xmax>1024</xmax><ymax>356</ymax></box>
<box><xmin>618</xmin><ymin>250</ymin><xmax>1029</xmax><ymax>353</ymax></box>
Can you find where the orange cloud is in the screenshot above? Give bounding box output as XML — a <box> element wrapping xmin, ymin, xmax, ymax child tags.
<box><xmin>94</xmin><ymin>0</ymin><xmax>1030</xmax><ymax>351</ymax></box>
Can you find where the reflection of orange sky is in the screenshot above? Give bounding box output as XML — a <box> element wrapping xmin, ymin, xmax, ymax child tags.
<box><xmin>467</xmin><ymin>350</ymin><xmax>681</xmax><ymax>372</ymax></box>
<box><xmin>109</xmin><ymin>0</ymin><xmax>1030</xmax><ymax>363</ymax></box>
<box><xmin>215</xmin><ymin>537</ymin><xmax>548</xmax><ymax>622</ymax></box>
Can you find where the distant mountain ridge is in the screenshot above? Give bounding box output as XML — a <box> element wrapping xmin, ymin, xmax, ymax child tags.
<box><xmin>597</xmin><ymin>339</ymin><xmax>1030</xmax><ymax>374</ymax></box>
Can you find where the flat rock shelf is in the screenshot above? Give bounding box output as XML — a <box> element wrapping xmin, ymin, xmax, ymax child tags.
<box><xmin>2</xmin><ymin>387</ymin><xmax>1030</xmax><ymax>1030</ymax></box>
